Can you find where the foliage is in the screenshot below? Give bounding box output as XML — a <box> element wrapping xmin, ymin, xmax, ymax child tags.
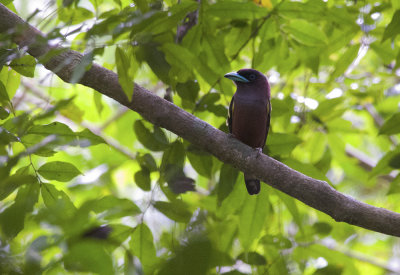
<box><xmin>1</xmin><ymin>0</ymin><xmax>400</xmax><ymax>274</ymax></box>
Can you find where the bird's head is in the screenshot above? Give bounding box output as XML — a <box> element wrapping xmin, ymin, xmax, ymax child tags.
<box><xmin>224</xmin><ymin>68</ymin><xmax>270</xmax><ymax>97</ymax></box>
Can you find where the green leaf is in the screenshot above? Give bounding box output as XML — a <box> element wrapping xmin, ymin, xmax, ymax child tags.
<box><xmin>134</xmin><ymin>120</ymin><xmax>169</xmax><ymax>151</ymax></box>
<box><xmin>75</xmin><ymin>128</ymin><xmax>105</xmax><ymax>147</ymax></box>
<box><xmin>64</xmin><ymin>240</ymin><xmax>113</xmax><ymax>275</ymax></box>
<box><xmin>389</xmin><ymin>153</ymin><xmax>400</xmax><ymax>169</ymax></box>
<box><xmin>134</xmin><ymin>168</ymin><xmax>151</xmax><ymax>191</ymax></box>
<box><xmin>41</xmin><ymin>183</ymin><xmax>77</xmax><ymax>226</ymax></box>
<box><xmin>283</xmin><ymin>158</ymin><xmax>328</xmax><ymax>182</ymax></box>
<box><xmin>266</xmin><ymin>133</ymin><xmax>302</xmax><ymax>156</ymax></box>
<box><xmin>382</xmin><ymin>10</ymin><xmax>400</xmax><ymax>42</ymax></box>
<box><xmin>239</xmin><ymin>188</ymin><xmax>270</xmax><ymax>250</ymax></box>
<box><xmin>330</xmin><ymin>44</ymin><xmax>359</xmax><ymax>80</ymax></box>
<box><xmin>129</xmin><ymin>223</ymin><xmax>157</xmax><ymax>273</ymax></box>
<box><xmin>283</xmin><ymin>19</ymin><xmax>328</xmax><ymax>46</ymax></box>
<box><xmin>0</xmin><ymin>126</ymin><xmax>19</xmax><ymax>145</ymax></box>
<box><xmin>58</xmin><ymin>7</ymin><xmax>94</xmax><ymax>25</ymax></box>
<box><xmin>187</xmin><ymin>149</ymin><xmax>213</xmax><ymax>177</ymax></box>
<box><xmin>379</xmin><ymin>112</ymin><xmax>400</xmax><ymax>135</ymax></box>
<box><xmin>136</xmin><ymin>44</ymin><xmax>171</xmax><ymax>84</ymax></box>
<box><xmin>116</xmin><ymin>47</ymin><xmax>134</xmax><ymax>100</ymax></box>
<box><xmin>176</xmin><ymin>80</ymin><xmax>200</xmax><ymax>102</ymax></box>
<box><xmin>158</xmin><ymin>237</ymin><xmax>215</xmax><ymax>275</ymax></box>
<box><xmin>27</xmin><ymin>122</ymin><xmax>75</xmax><ymax>141</ymax></box>
<box><xmin>370</xmin><ymin>40</ymin><xmax>397</xmax><ymax>64</ymax></box>
<box><xmin>10</xmin><ymin>55</ymin><xmax>36</xmax><ymax>77</ymax></box>
<box><xmin>206</xmin><ymin>1</ymin><xmax>266</xmax><ymax>20</ymax></box>
<box><xmin>70</xmin><ymin>51</ymin><xmax>93</xmax><ymax>83</ymax></box>
<box><xmin>218</xmin><ymin>163</ymin><xmax>239</xmax><ymax>205</ymax></box>
<box><xmin>153</xmin><ymin>200</ymin><xmax>192</xmax><ymax>223</ymax></box>
<box><xmin>274</xmin><ymin>190</ymin><xmax>303</xmax><ymax>234</ymax></box>
<box><xmin>0</xmin><ymin>174</ymin><xmax>36</xmax><ymax>200</ymax></box>
<box><xmin>237</xmin><ymin>252</ymin><xmax>267</xmax><ymax>265</ymax></box>
<box><xmin>262</xmin><ymin>234</ymin><xmax>292</xmax><ymax>249</ymax></box>
<box><xmin>137</xmin><ymin>153</ymin><xmax>158</xmax><ymax>172</ymax></box>
<box><xmin>0</xmin><ymin>106</ymin><xmax>10</xmax><ymax>119</ymax></box>
<box><xmin>313</xmin><ymin>222</ymin><xmax>332</xmax><ymax>236</ymax></box>
<box><xmin>81</xmin><ymin>195</ymin><xmax>141</xmax><ymax>220</ymax></box>
<box><xmin>0</xmin><ymin>181</ymin><xmax>39</xmax><ymax>239</ymax></box>
<box><xmin>38</xmin><ymin>161</ymin><xmax>81</xmax><ymax>182</ymax></box>
<box><xmin>161</xmin><ymin>43</ymin><xmax>195</xmax><ymax>83</ymax></box>
<box><xmin>93</xmin><ymin>92</ymin><xmax>104</xmax><ymax>116</ymax></box>
<box><xmin>0</xmin><ymin>80</ymin><xmax>10</xmax><ymax>105</ymax></box>
<box><xmin>0</xmin><ymin>66</ymin><xmax>20</xmax><ymax>100</ymax></box>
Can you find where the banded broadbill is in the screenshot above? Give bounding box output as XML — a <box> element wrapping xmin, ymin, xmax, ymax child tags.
<box><xmin>225</xmin><ymin>69</ymin><xmax>271</xmax><ymax>195</ymax></box>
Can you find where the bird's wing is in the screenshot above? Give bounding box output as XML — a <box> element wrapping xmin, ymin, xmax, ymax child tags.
<box><xmin>263</xmin><ymin>99</ymin><xmax>271</xmax><ymax>148</ymax></box>
<box><xmin>227</xmin><ymin>96</ymin><xmax>234</xmax><ymax>133</ymax></box>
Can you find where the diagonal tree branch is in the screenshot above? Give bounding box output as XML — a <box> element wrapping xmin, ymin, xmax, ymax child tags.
<box><xmin>1</xmin><ymin>3</ymin><xmax>400</xmax><ymax>237</ymax></box>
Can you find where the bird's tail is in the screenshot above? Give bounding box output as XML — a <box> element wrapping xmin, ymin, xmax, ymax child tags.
<box><xmin>244</xmin><ymin>173</ymin><xmax>260</xmax><ymax>195</ymax></box>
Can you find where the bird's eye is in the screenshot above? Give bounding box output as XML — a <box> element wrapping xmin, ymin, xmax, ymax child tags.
<box><xmin>248</xmin><ymin>74</ymin><xmax>256</xmax><ymax>81</ymax></box>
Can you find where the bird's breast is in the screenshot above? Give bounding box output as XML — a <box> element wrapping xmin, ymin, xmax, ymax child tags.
<box><xmin>232</xmin><ymin>97</ymin><xmax>268</xmax><ymax>148</ymax></box>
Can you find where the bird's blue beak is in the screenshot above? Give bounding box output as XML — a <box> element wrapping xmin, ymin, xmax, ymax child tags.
<box><xmin>224</xmin><ymin>72</ymin><xmax>250</xmax><ymax>83</ymax></box>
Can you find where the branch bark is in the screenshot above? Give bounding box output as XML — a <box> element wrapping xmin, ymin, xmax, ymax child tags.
<box><xmin>1</xmin><ymin>3</ymin><xmax>400</xmax><ymax>237</ymax></box>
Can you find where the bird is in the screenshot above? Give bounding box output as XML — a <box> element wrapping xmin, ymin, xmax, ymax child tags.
<box><xmin>224</xmin><ymin>69</ymin><xmax>271</xmax><ymax>195</ymax></box>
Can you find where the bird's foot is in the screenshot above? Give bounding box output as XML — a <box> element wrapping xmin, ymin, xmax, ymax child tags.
<box><xmin>255</xmin><ymin>147</ymin><xmax>263</xmax><ymax>159</ymax></box>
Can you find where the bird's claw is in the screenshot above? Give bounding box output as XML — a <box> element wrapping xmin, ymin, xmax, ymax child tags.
<box><xmin>255</xmin><ymin>147</ymin><xmax>263</xmax><ymax>159</ymax></box>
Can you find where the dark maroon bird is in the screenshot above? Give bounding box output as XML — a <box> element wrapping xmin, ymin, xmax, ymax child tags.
<box><xmin>225</xmin><ymin>69</ymin><xmax>271</xmax><ymax>195</ymax></box>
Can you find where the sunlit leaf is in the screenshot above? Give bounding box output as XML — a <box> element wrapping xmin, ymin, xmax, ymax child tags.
<box><xmin>129</xmin><ymin>223</ymin><xmax>157</xmax><ymax>273</ymax></box>
<box><xmin>38</xmin><ymin>161</ymin><xmax>81</xmax><ymax>182</ymax></box>
<box><xmin>206</xmin><ymin>1</ymin><xmax>267</xmax><ymax>20</ymax></box>
<box><xmin>283</xmin><ymin>19</ymin><xmax>328</xmax><ymax>46</ymax></box>
<box><xmin>10</xmin><ymin>55</ymin><xmax>36</xmax><ymax>77</ymax></box>
<box><xmin>266</xmin><ymin>133</ymin><xmax>302</xmax><ymax>156</ymax></box>
<box><xmin>116</xmin><ymin>47</ymin><xmax>134</xmax><ymax>100</ymax></box>
<box><xmin>239</xmin><ymin>188</ymin><xmax>269</xmax><ymax>250</ymax></box>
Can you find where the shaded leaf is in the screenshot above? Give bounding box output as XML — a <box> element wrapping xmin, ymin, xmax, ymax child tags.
<box><xmin>168</xmin><ymin>176</ymin><xmax>196</xmax><ymax>194</ymax></box>
<box><xmin>0</xmin><ymin>181</ymin><xmax>39</xmax><ymax>239</ymax></box>
<box><xmin>134</xmin><ymin>168</ymin><xmax>151</xmax><ymax>191</ymax></box>
<box><xmin>64</xmin><ymin>240</ymin><xmax>113</xmax><ymax>275</ymax></box>
<box><xmin>0</xmin><ymin>174</ymin><xmax>36</xmax><ymax>200</ymax></box>
<box><xmin>379</xmin><ymin>112</ymin><xmax>400</xmax><ymax>135</ymax></box>
<box><xmin>218</xmin><ymin>163</ymin><xmax>239</xmax><ymax>205</ymax></box>
<box><xmin>237</xmin><ymin>252</ymin><xmax>267</xmax><ymax>265</ymax></box>
<box><xmin>153</xmin><ymin>200</ymin><xmax>192</xmax><ymax>223</ymax></box>
<box><xmin>70</xmin><ymin>51</ymin><xmax>93</xmax><ymax>83</ymax></box>
<box><xmin>382</xmin><ymin>10</ymin><xmax>400</xmax><ymax>42</ymax></box>
<box><xmin>134</xmin><ymin>120</ymin><xmax>169</xmax><ymax>151</ymax></box>
<box><xmin>313</xmin><ymin>222</ymin><xmax>332</xmax><ymax>236</ymax></box>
